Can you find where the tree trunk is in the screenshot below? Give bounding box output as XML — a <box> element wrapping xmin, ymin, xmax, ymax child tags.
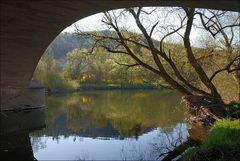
<box><xmin>183</xmin><ymin>8</ymin><xmax>222</xmax><ymax>100</ymax></box>
<box><xmin>182</xmin><ymin>95</ymin><xmax>227</xmax><ymax>127</ymax></box>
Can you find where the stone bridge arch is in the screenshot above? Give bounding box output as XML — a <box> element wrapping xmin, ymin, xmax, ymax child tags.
<box><xmin>1</xmin><ymin>0</ymin><xmax>239</xmax><ymax>89</ymax></box>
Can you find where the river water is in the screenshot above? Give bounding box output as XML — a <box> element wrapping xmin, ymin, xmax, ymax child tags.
<box><xmin>1</xmin><ymin>90</ymin><xmax>204</xmax><ymax>160</ymax></box>
<box><xmin>29</xmin><ymin>90</ymin><xmax>196</xmax><ymax>160</ymax></box>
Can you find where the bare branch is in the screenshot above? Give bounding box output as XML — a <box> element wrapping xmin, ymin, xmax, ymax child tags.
<box><xmin>76</xmin><ymin>30</ymin><xmax>150</xmax><ymax>51</ymax></box>
<box><xmin>115</xmin><ymin>61</ymin><xmax>141</xmax><ymax>69</ymax></box>
<box><xmin>210</xmin><ymin>55</ymin><xmax>240</xmax><ymax>82</ymax></box>
<box><xmin>229</xmin><ymin>67</ymin><xmax>240</xmax><ymax>73</ymax></box>
<box><xmin>100</xmin><ymin>45</ymin><xmax>129</xmax><ymax>55</ymax></box>
<box><xmin>150</xmin><ymin>21</ymin><xmax>159</xmax><ymax>38</ymax></box>
<box><xmin>136</xmin><ymin>7</ymin><xmax>142</xmax><ymax>17</ymax></box>
<box><xmin>196</xmin><ymin>11</ymin><xmax>240</xmax><ymax>38</ymax></box>
<box><xmin>140</xmin><ymin>7</ymin><xmax>158</xmax><ymax>15</ymax></box>
<box><xmin>159</xmin><ymin>24</ymin><xmax>184</xmax><ymax>53</ymax></box>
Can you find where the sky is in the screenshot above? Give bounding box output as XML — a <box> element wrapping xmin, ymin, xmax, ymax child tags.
<box><xmin>61</xmin><ymin>7</ymin><xmax>239</xmax><ymax>48</ymax></box>
<box><xmin>61</xmin><ymin>8</ymin><xmax>200</xmax><ymax>46</ymax></box>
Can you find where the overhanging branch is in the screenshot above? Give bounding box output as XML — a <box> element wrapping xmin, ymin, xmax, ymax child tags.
<box><xmin>115</xmin><ymin>61</ymin><xmax>141</xmax><ymax>69</ymax></box>
<box><xmin>210</xmin><ymin>55</ymin><xmax>240</xmax><ymax>82</ymax></box>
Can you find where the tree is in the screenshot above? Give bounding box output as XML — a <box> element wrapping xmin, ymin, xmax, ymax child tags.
<box><xmin>64</xmin><ymin>48</ymin><xmax>90</xmax><ymax>80</ymax></box>
<box><xmin>195</xmin><ymin>9</ymin><xmax>240</xmax><ymax>100</ymax></box>
<box><xmin>75</xmin><ymin>7</ymin><xmax>240</xmax><ymax>124</ymax></box>
<box><xmin>33</xmin><ymin>47</ymin><xmax>72</xmax><ymax>90</ymax></box>
<box><xmin>64</xmin><ymin>47</ymin><xmax>115</xmax><ymax>85</ymax></box>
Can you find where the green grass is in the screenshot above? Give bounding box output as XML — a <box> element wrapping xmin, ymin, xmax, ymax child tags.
<box><xmin>202</xmin><ymin>119</ymin><xmax>240</xmax><ymax>148</ymax></box>
<box><xmin>183</xmin><ymin>119</ymin><xmax>240</xmax><ymax>161</ymax></box>
<box><xmin>229</xmin><ymin>102</ymin><xmax>240</xmax><ymax>110</ymax></box>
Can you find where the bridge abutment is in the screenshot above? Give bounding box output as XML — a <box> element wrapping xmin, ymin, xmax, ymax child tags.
<box><xmin>1</xmin><ymin>82</ymin><xmax>45</xmax><ymax>111</ymax></box>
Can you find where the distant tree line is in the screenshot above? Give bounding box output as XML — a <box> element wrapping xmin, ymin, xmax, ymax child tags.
<box><xmin>33</xmin><ymin>7</ymin><xmax>239</xmax><ymax>106</ymax></box>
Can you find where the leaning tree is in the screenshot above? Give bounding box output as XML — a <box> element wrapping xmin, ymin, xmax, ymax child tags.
<box><xmin>195</xmin><ymin>9</ymin><xmax>240</xmax><ymax>99</ymax></box>
<box><xmin>75</xmin><ymin>7</ymin><xmax>240</xmax><ymax>125</ymax></box>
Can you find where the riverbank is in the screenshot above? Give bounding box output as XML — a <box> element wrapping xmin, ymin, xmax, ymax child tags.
<box><xmin>78</xmin><ymin>83</ymin><xmax>172</xmax><ymax>90</ymax></box>
<box><xmin>46</xmin><ymin>84</ymin><xmax>173</xmax><ymax>94</ymax></box>
<box><xmin>181</xmin><ymin>119</ymin><xmax>240</xmax><ymax>161</ymax></box>
<box><xmin>160</xmin><ymin>102</ymin><xmax>240</xmax><ymax>161</ymax></box>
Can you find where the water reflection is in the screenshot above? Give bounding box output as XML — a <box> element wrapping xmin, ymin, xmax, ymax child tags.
<box><xmin>0</xmin><ymin>108</ymin><xmax>45</xmax><ymax>160</ymax></box>
<box><xmin>29</xmin><ymin>90</ymin><xmax>195</xmax><ymax>160</ymax></box>
<box><xmin>1</xmin><ymin>90</ymin><xmax>204</xmax><ymax>160</ymax></box>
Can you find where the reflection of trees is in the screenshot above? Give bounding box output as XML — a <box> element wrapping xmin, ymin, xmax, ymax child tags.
<box><xmin>28</xmin><ymin>91</ymin><xmax>207</xmax><ymax>160</ymax></box>
<box><xmin>151</xmin><ymin>124</ymin><xmax>188</xmax><ymax>160</ymax></box>
<box><xmin>150</xmin><ymin>124</ymin><xmax>206</xmax><ymax>161</ymax></box>
<box><xmin>121</xmin><ymin>144</ymin><xmax>155</xmax><ymax>161</ymax></box>
<box><xmin>119</xmin><ymin>124</ymin><xmax>190</xmax><ymax>161</ymax></box>
<box><xmin>44</xmin><ymin>96</ymin><xmax>67</xmax><ymax>126</ymax></box>
<box><xmin>120</xmin><ymin>123</ymin><xmax>206</xmax><ymax>161</ymax></box>
<box><xmin>30</xmin><ymin>137</ymin><xmax>47</xmax><ymax>153</ymax></box>
<box><xmin>32</xmin><ymin>90</ymin><xmax>187</xmax><ymax>138</ymax></box>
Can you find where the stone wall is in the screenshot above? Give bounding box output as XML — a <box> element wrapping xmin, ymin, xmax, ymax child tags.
<box><xmin>1</xmin><ymin>86</ymin><xmax>45</xmax><ymax>111</ymax></box>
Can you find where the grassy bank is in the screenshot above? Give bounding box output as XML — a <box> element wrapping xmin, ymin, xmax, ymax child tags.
<box><xmin>182</xmin><ymin>119</ymin><xmax>240</xmax><ymax>161</ymax></box>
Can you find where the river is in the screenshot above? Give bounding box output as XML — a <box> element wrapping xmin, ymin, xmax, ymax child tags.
<box><xmin>2</xmin><ymin>90</ymin><xmax>205</xmax><ymax>160</ymax></box>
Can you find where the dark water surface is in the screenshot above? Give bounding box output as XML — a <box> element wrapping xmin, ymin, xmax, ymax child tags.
<box><xmin>2</xmin><ymin>90</ymin><xmax>203</xmax><ymax>160</ymax></box>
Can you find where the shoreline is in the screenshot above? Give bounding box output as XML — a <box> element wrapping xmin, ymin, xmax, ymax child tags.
<box><xmin>47</xmin><ymin>85</ymin><xmax>173</xmax><ymax>95</ymax></box>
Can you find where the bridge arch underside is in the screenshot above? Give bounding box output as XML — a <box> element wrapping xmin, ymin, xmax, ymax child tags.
<box><xmin>1</xmin><ymin>0</ymin><xmax>239</xmax><ymax>88</ymax></box>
